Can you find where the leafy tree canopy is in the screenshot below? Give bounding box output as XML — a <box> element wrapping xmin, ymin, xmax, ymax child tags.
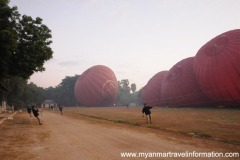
<box><xmin>131</xmin><ymin>83</ymin><xmax>136</xmax><ymax>93</ymax></box>
<box><xmin>44</xmin><ymin>75</ymin><xmax>79</xmax><ymax>106</ymax></box>
<box><xmin>0</xmin><ymin>0</ymin><xmax>53</xmax><ymax>82</ymax></box>
<box><xmin>116</xmin><ymin>79</ymin><xmax>140</xmax><ymax>105</ymax></box>
<box><xmin>6</xmin><ymin>76</ymin><xmax>44</xmax><ymax>107</ymax></box>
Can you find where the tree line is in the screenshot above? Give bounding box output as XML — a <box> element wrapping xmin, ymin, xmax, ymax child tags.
<box><xmin>4</xmin><ymin>75</ymin><xmax>142</xmax><ymax>108</ymax></box>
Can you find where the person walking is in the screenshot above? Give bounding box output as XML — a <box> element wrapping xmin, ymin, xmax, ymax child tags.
<box><xmin>59</xmin><ymin>105</ymin><xmax>63</xmax><ymax>115</ymax></box>
<box><xmin>32</xmin><ymin>105</ymin><xmax>42</xmax><ymax>125</ymax></box>
<box><xmin>26</xmin><ymin>105</ymin><xmax>32</xmax><ymax>117</ymax></box>
<box><xmin>142</xmin><ymin>103</ymin><xmax>153</xmax><ymax>124</ymax></box>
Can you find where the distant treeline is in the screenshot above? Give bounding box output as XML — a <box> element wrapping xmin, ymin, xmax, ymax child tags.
<box><xmin>2</xmin><ymin>75</ymin><xmax>142</xmax><ymax>108</ymax></box>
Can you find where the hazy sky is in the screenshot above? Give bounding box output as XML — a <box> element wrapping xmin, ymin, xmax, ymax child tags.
<box><xmin>9</xmin><ymin>0</ymin><xmax>240</xmax><ymax>90</ymax></box>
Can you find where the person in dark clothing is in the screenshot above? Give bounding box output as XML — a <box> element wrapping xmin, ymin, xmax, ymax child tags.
<box><xmin>142</xmin><ymin>103</ymin><xmax>153</xmax><ymax>124</ymax></box>
<box><xmin>26</xmin><ymin>105</ymin><xmax>32</xmax><ymax>117</ymax></box>
<box><xmin>58</xmin><ymin>105</ymin><xmax>63</xmax><ymax>115</ymax></box>
<box><xmin>32</xmin><ymin>105</ymin><xmax>42</xmax><ymax>125</ymax></box>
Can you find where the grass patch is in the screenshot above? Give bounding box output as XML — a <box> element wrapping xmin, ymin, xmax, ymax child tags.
<box><xmin>65</xmin><ymin>106</ymin><xmax>240</xmax><ymax>145</ymax></box>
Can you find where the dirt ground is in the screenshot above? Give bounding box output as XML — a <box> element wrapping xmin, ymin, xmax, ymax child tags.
<box><xmin>69</xmin><ymin>107</ymin><xmax>240</xmax><ymax>145</ymax></box>
<box><xmin>0</xmin><ymin>110</ymin><xmax>239</xmax><ymax>160</ymax></box>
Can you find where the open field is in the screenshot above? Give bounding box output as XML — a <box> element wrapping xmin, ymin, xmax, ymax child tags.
<box><xmin>0</xmin><ymin>107</ymin><xmax>239</xmax><ymax>159</ymax></box>
<box><xmin>65</xmin><ymin>106</ymin><xmax>240</xmax><ymax>145</ymax></box>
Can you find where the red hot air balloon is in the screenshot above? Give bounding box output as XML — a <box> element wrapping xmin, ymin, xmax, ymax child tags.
<box><xmin>193</xmin><ymin>29</ymin><xmax>240</xmax><ymax>106</ymax></box>
<box><xmin>74</xmin><ymin>65</ymin><xmax>118</xmax><ymax>106</ymax></box>
<box><xmin>141</xmin><ymin>71</ymin><xmax>168</xmax><ymax>106</ymax></box>
<box><xmin>161</xmin><ymin>57</ymin><xmax>210</xmax><ymax>107</ymax></box>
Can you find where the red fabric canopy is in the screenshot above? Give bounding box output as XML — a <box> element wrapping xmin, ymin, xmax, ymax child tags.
<box><xmin>193</xmin><ymin>29</ymin><xmax>240</xmax><ymax>106</ymax></box>
<box><xmin>74</xmin><ymin>65</ymin><xmax>118</xmax><ymax>106</ymax></box>
<box><xmin>161</xmin><ymin>57</ymin><xmax>210</xmax><ymax>107</ymax></box>
<box><xmin>141</xmin><ymin>71</ymin><xmax>168</xmax><ymax>106</ymax></box>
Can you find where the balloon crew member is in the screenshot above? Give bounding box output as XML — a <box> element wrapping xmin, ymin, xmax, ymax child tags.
<box><xmin>142</xmin><ymin>103</ymin><xmax>153</xmax><ymax>124</ymax></box>
<box><xmin>27</xmin><ymin>105</ymin><xmax>32</xmax><ymax>117</ymax></box>
<box><xmin>59</xmin><ymin>105</ymin><xmax>63</xmax><ymax>115</ymax></box>
<box><xmin>32</xmin><ymin>105</ymin><xmax>42</xmax><ymax>125</ymax></box>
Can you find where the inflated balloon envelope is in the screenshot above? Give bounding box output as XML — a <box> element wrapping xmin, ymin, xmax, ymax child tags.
<box><xmin>161</xmin><ymin>57</ymin><xmax>210</xmax><ymax>107</ymax></box>
<box><xmin>193</xmin><ymin>29</ymin><xmax>240</xmax><ymax>106</ymax></box>
<box><xmin>141</xmin><ymin>71</ymin><xmax>168</xmax><ymax>107</ymax></box>
<box><xmin>74</xmin><ymin>65</ymin><xmax>118</xmax><ymax>107</ymax></box>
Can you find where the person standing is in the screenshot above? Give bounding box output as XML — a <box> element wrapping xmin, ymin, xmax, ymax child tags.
<box><xmin>142</xmin><ymin>103</ymin><xmax>153</xmax><ymax>124</ymax></box>
<box><xmin>32</xmin><ymin>105</ymin><xmax>42</xmax><ymax>125</ymax></box>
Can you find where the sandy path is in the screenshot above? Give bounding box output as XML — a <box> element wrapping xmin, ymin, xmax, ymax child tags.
<box><xmin>31</xmin><ymin>111</ymin><xmax>230</xmax><ymax>160</ymax></box>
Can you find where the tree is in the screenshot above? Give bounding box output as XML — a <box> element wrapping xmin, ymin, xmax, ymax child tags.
<box><xmin>23</xmin><ymin>82</ymin><xmax>44</xmax><ymax>105</ymax></box>
<box><xmin>43</xmin><ymin>75</ymin><xmax>79</xmax><ymax>106</ymax></box>
<box><xmin>54</xmin><ymin>75</ymin><xmax>79</xmax><ymax>106</ymax></box>
<box><xmin>130</xmin><ymin>83</ymin><xmax>136</xmax><ymax>93</ymax></box>
<box><xmin>0</xmin><ymin>0</ymin><xmax>19</xmax><ymax>80</ymax></box>
<box><xmin>116</xmin><ymin>79</ymin><xmax>132</xmax><ymax>105</ymax></box>
<box><xmin>0</xmin><ymin>0</ymin><xmax>53</xmax><ymax>81</ymax></box>
<box><xmin>6</xmin><ymin>77</ymin><xmax>44</xmax><ymax>107</ymax></box>
<box><xmin>6</xmin><ymin>76</ymin><xmax>26</xmax><ymax>107</ymax></box>
<box><xmin>120</xmin><ymin>79</ymin><xmax>130</xmax><ymax>94</ymax></box>
<box><xmin>9</xmin><ymin>15</ymin><xmax>53</xmax><ymax>79</ymax></box>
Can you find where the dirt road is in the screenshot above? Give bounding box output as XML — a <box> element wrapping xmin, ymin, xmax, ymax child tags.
<box><xmin>21</xmin><ymin>111</ymin><xmax>235</xmax><ymax>160</ymax></box>
<box><xmin>1</xmin><ymin>110</ymin><xmax>239</xmax><ymax>160</ymax></box>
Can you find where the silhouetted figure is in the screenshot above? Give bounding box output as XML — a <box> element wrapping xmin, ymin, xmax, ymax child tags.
<box><xmin>59</xmin><ymin>105</ymin><xmax>63</xmax><ymax>115</ymax></box>
<box><xmin>32</xmin><ymin>105</ymin><xmax>42</xmax><ymax>125</ymax></box>
<box><xmin>27</xmin><ymin>105</ymin><xmax>32</xmax><ymax>117</ymax></box>
<box><xmin>142</xmin><ymin>103</ymin><xmax>153</xmax><ymax>124</ymax></box>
